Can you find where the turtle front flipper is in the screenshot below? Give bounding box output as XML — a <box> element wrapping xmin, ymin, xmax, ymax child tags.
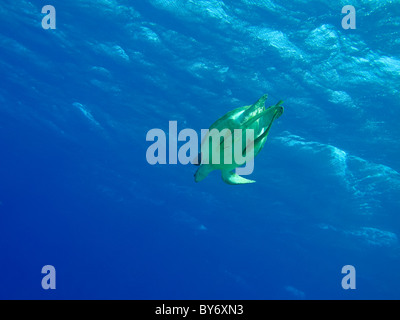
<box><xmin>240</xmin><ymin>108</ymin><xmax>269</xmax><ymax>127</ymax></box>
<box><xmin>221</xmin><ymin>170</ymin><xmax>255</xmax><ymax>185</ymax></box>
<box><xmin>249</xmin><ymin>93</ymin><xmax>268</xmax><ymax>112</ymax></box>
<box><xmin>239</xmin><ymin>94</ymin><xmax>268</xmax><ymax>125</ymax></box>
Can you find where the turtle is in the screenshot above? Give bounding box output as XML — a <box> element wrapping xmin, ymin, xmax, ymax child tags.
<box><xmin>194</xmin><ymin>94</ymin><xmax>283</xmax><ymax>185</ymax></box>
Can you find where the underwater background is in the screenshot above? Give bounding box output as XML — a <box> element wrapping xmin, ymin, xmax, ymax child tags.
<box><xmin>0</xmin><ymin>0</ymin><xmax>399</xmax><ymax>299</ymax></box>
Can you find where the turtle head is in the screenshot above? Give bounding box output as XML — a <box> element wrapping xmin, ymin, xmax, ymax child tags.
<box><xmin>255</xmin><ymin>101</ymin><xmax>283</xmax><ymax>135</ymax></box>
<box><xmin>265</xmin><ymin>101</ymin><xmax>284</xmax><ymax>124</ymax></box>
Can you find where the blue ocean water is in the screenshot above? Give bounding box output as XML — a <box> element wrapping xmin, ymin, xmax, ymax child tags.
<box><xmin>0</xmin><ymin>0</ymin><xmax>399</xmax><ymax>300</ymax></box>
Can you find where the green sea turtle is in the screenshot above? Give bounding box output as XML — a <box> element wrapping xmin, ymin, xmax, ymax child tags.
<box><xmin>194</xmin><ymin>94</ymin><xmax>283</xmax><ymax>185</ymax></box>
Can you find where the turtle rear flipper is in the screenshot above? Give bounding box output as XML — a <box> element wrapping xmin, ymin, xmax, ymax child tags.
<box><xmin>221</xmin><ymin>170</ymin><xmax>255</xmax><ymax>185</ymax></box>
<box><xmin>194</xmin><ymin>164</ymin><xmax>214</xmax><ymax>182</ymax></box>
